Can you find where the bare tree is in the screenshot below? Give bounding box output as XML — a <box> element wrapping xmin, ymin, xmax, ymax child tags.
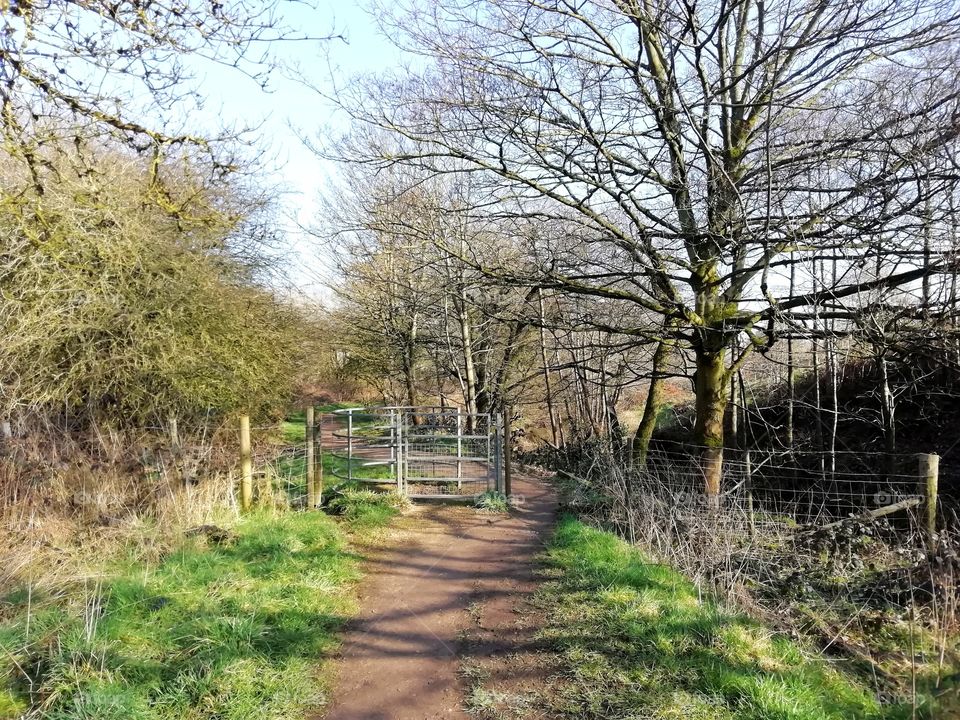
<box><xmin>0</xmin><ymin>0</ymin><xmax>336</xmax><ymax>191</ymax></box>
<box><xmin>331</xmin><ymin>0</ymin><xmax>960</xmax><ymax>502</ymax></box>
<box><xmin>0</xmin><ymin>139</ymin><xmax>305</xmax><ymax>427</ymax></box>
<box><xmin>317</xmin><ymin>164</ymin><xmax>538</xmax><ymax>416</ymax></box>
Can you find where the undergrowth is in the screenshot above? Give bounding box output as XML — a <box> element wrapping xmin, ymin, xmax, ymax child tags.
<box><xmin>325</xmin><ymin>487</ymin><xmax>407</xmax><ymax>526</ymax></box>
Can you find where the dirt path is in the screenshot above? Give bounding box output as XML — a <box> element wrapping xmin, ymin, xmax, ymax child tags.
<box><xmin>318</xmin><ymin>472</ymin><xmax>556</xmax><ymax>720</ymax></box>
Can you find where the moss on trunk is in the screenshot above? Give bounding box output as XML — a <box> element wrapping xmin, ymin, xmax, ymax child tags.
<box><xmin>693</xmin><ymin>343</ymin><xmax>727</xmax><ymax>506</ymax></box>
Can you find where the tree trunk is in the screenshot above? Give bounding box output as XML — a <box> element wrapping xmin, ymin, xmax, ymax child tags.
<box><xmin>878</xmin><ymin>354</ymin><xmax>897</xmax><ymax>481</ymax></box>
<box><xmin>540</xmin><ymin>337</ymin><xmax>559</xmax><ymax>446</ymax></box>
<box><xmin>729</xmin><ymin>371</ymin><xmax>738</xmax><ymax>450</ymax></box>
<box><xmin>553</xmin><ymin>347</ymin><xmax>567</xmax><ymax>447</ymax></box>
<box><xmin>811</xmin><ymin>255</ymin><xmax>825</xmax><ymax>479</ymax></box>
<box><xmin>403</xmin><ymin>314</ymin><xmax>419</xmax><ymax>412</ymax></box>
<box><xmin>828</xmin><ymin>257</ymin><xmax>839</xmax><ymax>479</ymax></box>
<box><xmin>632</xmin><ymin>337</ymin><xmax>671</xmax><ymax>467</ymax></box>
<box><xmin>435</xmin><ymin>363</ymin><xmax>447</xmax><ymax>409</ymax></box>
<box><xmin>441</xmin><ymin>295</ymin><xmax>469</xmax><ymax>413</ymax></box>
<box><xmin>404</xmin><ymin>356</ymin><xmax>417</xmax><ymax>409</ymax></box>
<box><xmin>786</xmin><ymin>254</ymin><xmax>796</xmax><ymax>449</ymax></box>
<box><xmin>496</xmin><ymin>323</ymin><xmax>526</xmax><ymax>400</ymax></box>
<box><xmin>457</xmin><ymin>291</ymin><xmax>479</xmax><ymax>427</ymax></box>
<box><xmin>693</xmin><ymin>343</ymin><xmax>727</xmax><ymax>507</ymax></box>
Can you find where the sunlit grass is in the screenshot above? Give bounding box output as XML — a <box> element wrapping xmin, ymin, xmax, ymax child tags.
<box><xmin>0</xmin><ymin>502</ymin><xmax>396</xmax><ymax>720</ymax></box>
<box><xmin>537</xmin><ymin>516</ymin><xmax>933</xmax><ymax>720</ymax></box>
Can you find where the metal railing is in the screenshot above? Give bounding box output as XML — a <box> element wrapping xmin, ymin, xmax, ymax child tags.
<box><xmin>327</xmin><ymin>406</ymin><xmax>503</xmax><ymax>499</ymax></box>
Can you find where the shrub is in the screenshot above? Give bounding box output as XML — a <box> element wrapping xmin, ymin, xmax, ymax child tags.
<box><xmin>0</xmin><ymin>139</ymin><xmax>305</xmax><ymax>428</ymax></box>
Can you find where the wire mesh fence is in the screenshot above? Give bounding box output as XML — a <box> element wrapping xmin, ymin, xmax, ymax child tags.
<box><xmin>637</xmin><ymin>440</ymin><xmax>936</xmax><ymax>530</ymax></box>
<box><xmin>116</xmin><ymin>406</ymin><xmax>508</xmax><ymax>513</ymax></box>
<box><xmin>554</xmin><ymin>440</ymin><xmax>954</xmax><ymax>621</ymax></box>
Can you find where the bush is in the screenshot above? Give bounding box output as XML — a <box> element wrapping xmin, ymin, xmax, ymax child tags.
<box><xmin>0</xmin><ymin>139</ymin><xmax>305</xmax><ymax>428</ymax></box>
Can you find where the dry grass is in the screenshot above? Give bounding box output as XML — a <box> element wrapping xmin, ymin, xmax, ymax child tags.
<box><xmin>0</xmin><ymin>423</ymin><xmax>249</xmax><ymax>593</ymax></box>
<box><xmin>553</xmin><ymin>453</ymin><xmax>960</xmax><ymax>718</ymax></box>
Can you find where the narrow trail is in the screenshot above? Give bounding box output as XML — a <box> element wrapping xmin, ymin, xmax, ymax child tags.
<box><xmin>317</xmin><ymin>473</ymin><xmax>557</xmax><ymax>720</ymax></box>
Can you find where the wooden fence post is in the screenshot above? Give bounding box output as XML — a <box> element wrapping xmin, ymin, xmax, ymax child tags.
<box><xmin>239</xmin><ymin>414</ymin><xmax>253</xmax><ymax>511</ymax></box>
<box><xmin>503</xmin><ymin>405</ymin><xmax>513</xmax><ymax>498</ymax></box>
<box><xmin>456</xmin><ymin>407</ymin><xmax>463</xmax><ymax>490</ymax></box>
<box><xmin>347</xmin><ymin>410</ymin><xmax>354</xmax><ymax>482</ymax></box>
<box><xmin>493</xmin><ymin>414</ymin><xmax>503</xmax><ymax>494</ymax></box>
<box><xmin>306</xmin><ymin>406</ymin><xmax>316</xmax><ymax>509</ymax></box>
<box><xmin>167</xmin><ymin>413</ymin><xmax>180</xmax><ymax>452</ymax></box>
<box><xmin>745</xmin><ymin>449</ymin><xmax>755</xmax><ymax>540</ymax></box>
<box><xmin>396</xmin><ymin>410</ymin><xmax>404</xmax><ymax>496</ymax></box>
<box><xmin>316</xmin><ymin>413</ymin><xmax>324</xmax><ymax>505</ymax></box>
<box><xmin>919</xmin><ymin>453</ymin><xmax>939</xmax><ymax>552</ymax></box>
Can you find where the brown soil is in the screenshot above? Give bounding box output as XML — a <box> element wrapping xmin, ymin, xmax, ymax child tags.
<box><xmin>317</xmin><ymin>472</ymin><xmax>557</xmax><ymax>720</ymax></box>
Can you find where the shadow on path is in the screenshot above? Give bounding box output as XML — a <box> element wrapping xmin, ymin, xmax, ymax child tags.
<box><xmin>317</xmin><ymin>473</ymin><xmax>556</xmax><ymax>720</ymax></box>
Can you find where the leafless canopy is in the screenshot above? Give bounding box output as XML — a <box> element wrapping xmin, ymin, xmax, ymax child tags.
<box><xmin>330</xmin><ymin>0</ymin><xmax>960</xmax><ymax>491</ymax></box>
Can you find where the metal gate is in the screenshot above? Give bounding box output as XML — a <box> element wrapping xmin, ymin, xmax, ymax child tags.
<box><xmin>326</xmin><ymin>406</ymin><xmax>503</xmax><ymax>499</ymax></box>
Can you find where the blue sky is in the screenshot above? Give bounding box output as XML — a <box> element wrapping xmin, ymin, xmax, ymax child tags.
<box><xmin>188</xmin><ymin>0</ymin><xmax>399</xmax><ymax>297</ymax></box>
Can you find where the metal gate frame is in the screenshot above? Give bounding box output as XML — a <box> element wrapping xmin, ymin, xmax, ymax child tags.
<box><xmin>327</xmin><ymin>406</ymin><xmax>504</xmax><ymax>500</ymax></box>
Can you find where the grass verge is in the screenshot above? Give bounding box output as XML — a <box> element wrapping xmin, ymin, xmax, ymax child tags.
<box><xmin>0</xmin><ymin>500</ymin><xmax>400</xmax><ymax>720</ymax></box>
<box><xmin>534</xmin><ymin>516</ymin><xmax>936</xmax><ymax>720</ymax></box>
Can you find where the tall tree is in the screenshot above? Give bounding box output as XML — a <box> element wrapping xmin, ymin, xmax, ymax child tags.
<box><xmin>334</xmin><ymin>0</ymin><xmax>960</xmax><ymax>501</ymax></box>
<box><xmin>0</xmin><ymin>140</ymin><xmax>304</xmax><ymax>426</ymax></box>
<box><xmin>0</xmin><ymin>0</ymin><xmax>329</xmax><ymax>177</ymax></box>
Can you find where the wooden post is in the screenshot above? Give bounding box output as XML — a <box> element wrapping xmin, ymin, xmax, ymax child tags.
<box><xmin>396</xmin><ymin>410</ymin><xmax>404</xmax><ymax>496</ymax></box>
<box><xmin>745</xmin><ymin>450</ymin><xmax>755</xmax><ymax>539</ymax></box>
<box><xmin>306</xmin><ymin>406</ymin><xmax>316</xmax><ymax>509</ymax></box>
<box><xmin>167</xmin><ymin>413</ymin><xmax>180</xmax><ymax>451</ymax></box>
<box><xmin>493</xmin><ymin>414</ymin><xmax>503</xmax><ymax>494</ymax></box>
<box><xmin>390</xmin><ymin>409</ymin><xmax>397</xmax><ymax>485</ymax></box>
<box><xmin>919</xmin><ymin>453</ymin><xmax>939</xmax><ymax>551</ymax></box>
<box><xmin>347</xmin><ymin>410</ymin><xmax>354</xmax><ymax>482</ymax></box>
<box><xmin>503</xmin><ymin>405</ymin><xmax>513</xmax><ymax>498</ymax></box>
<box><xmin>316</xmin><ymin>413</ymin><xmax>324</xmax><ymax>505</ymax></box>
<box><xmin>456</xmin><ymin>407</ymin><xmax>463</xmax><ymax>490</ymax></box>
<box><xmin>239</xmin><ymin>414</ymin><xmax>253</xmax><ymax>511</ymax></box>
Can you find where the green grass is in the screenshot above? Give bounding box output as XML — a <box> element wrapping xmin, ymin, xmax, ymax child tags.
<box><xmin>326</xmin><ymin>488</ymin><xmax>405</xmax><ymax>528</ymax></box>
<box><xmin>280</xmin><ymin>403</ymin><xmax>363</xmax><ymax>445</ymax></box>
<box><xmin>537</xmin><ymin>516</ymin><xmax>931</xmax><ymax>720</ymax></box>
<box><xmin>322</xmin><ymin>450</ymin><xmax>395</xmax><ymax>485</ymax></box>
<box><xmin>267</xmin><ymin>450</ymin><xmax>396</xmax><ymax>509</ymax></box>
<box><xmin>280</xmin><ymin>419</ymin><xmax>305</xmax><ymax>445</ymax></box>
<box><xmin>474</xmin><ymin>490</ymin><xmax>509</xmax><ymax>513</ymax></box>
<box><xmin>0</xmin><ymin>503</ymin><xmax>397</xmax><ymax>720</ymax></box>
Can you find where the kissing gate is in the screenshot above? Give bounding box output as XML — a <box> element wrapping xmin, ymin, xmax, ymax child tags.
<box><xmin>326</xmin><ymin>406</ymin><xmax>505</xmax><ymax>499</ymax></box>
